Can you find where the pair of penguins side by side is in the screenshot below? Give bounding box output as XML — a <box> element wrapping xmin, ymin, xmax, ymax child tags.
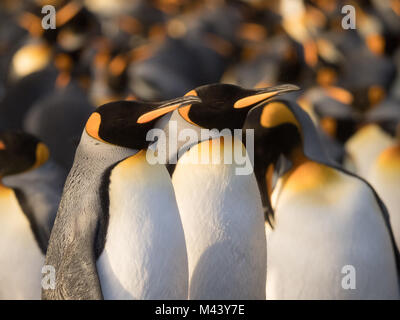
<box><xmin>0</xmin><ymin>83</ymin><xmax>399</xmax><ymax>300</ymax></box>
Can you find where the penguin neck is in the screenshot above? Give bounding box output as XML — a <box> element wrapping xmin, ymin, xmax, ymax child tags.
<box><xmin>77</xmin><ymin>131</ymin><xmax>137</xmax><ymax>167</ymax></box>
<box><xmin>281</xmin><ymin>144</ymin><xmax>340</xmax><ymax>193</ymax></box>
<box><xmin>65</xmin><ymin>132</ymin><xmax>138</xmax><ymax>203</ymax></box>
<box><xmin>265</xmin><ymin>144</ymin><xmax>308</xmax><ymax>202</ymax></box>
<box><xmin>57</xmin><ymin>131</ymin><xmax>138</xmax><ymax>257</ymax></box>
<box><xmin>288</xmin><ymin>144</ymin><xmax>309</xmax><ymax>168</ymax></box>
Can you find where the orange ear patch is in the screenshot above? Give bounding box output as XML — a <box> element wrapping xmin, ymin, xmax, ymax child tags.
<box><xmin>366</xmin><ymin>33</ymin><xmax>385</xmax><ymax>56</ymax></box>
<box><xmin>234</xmin><ymin>91</ymin><xmax>280</xmax><ymax>109</ymax></box>
<box><xmin>137</xmin><ymin>104</ymin><xmax>180</xmax><ymax>124</ymax></box>
<box><xmin>32</xmin><ymin>143</ymin><xmax>50</xmax><ymax>169</ymax></box>
<box><xmin>18</xmin><ymin>12</ymin><xmax>43</xmax><ymax>37</ymax></box>
<box><xmin>55</xmin><ymin>71</ymin><xmax>71</xmax><ymax>88</ymax></box>
<box><xmin>320</xmin><ymin>117</ymin><xmax>337</xmax><ymax>138</ymax></box>
<box><xmin>0</xmin><ymin>140</ymin><xmax>5</xmax><ymax>150</ymax></box>
<box><xmin>317</xmin><ymin>67</ymin><xmax>337</xmax><ymax>87</ymax></box>
<box><xmin>324</xmin><ymin>86</ymin><xmax>353</xmax><ymax>105</ymax></box>
<box><xmin>109</xmin><ymin>55</ymin><xmax>127</xmax><ymax>76</ymax></box>
<box><xmin>86</xmin><ymin>112</ymin><xmax>104</xmax><ymax>141</ymax></box>
<box><xmin>180</xmin><ymin>91</ymin><xmax>198</xmax><ymax>125</ymax></box>
<box><xmin>368</xmin><ymin>85</ymin><xmax>385</xmax><ymax>107</ymax></box>
<box><xmin>57</xmin><ymin>1</ymin><xmax>82</xmax><ymax>27</ymax></box>
<box><xmin>377</xmin><ymin>144</ymin><xmax>400</xmax><ymax>172</ymax></box>
<box><xmin>237</xmin><ymin>23</ymin><xmax>267</xmax><ymax>42</ymax></box>
<box><xmin>260</xmin><ymin>102</ymin><xmax>299</xmax><ymax>128</ymax></box>
<box><xmin>304</xmin><ymin>40</ymin><xmax>318</xmax><ymax>67</ymax></box>
<box><xmin>178</xmin><ymin>105</ymin><xmax>197</xmax><ymax>126</ymax></box>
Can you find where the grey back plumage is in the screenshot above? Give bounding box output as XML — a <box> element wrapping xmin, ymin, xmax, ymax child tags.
<box><xmin>2</xmin><ymin>160</ymin><xmax>65</xmax><ymax>253</ymax></box>
<box><xmin>43</xmin><ymin>131</ymin><xmax>136</xmax><ymax>300</ymax></box>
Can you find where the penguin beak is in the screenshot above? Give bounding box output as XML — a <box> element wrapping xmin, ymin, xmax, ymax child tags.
<box><xmin>137</xmin><ymin>95</ymin><xmax>202</xmax><ymax>124</ymax></box>
<box><xmin>234</xmin><ymin>84</ymin><xmax>300</xmax><ymax>109</ymax></box>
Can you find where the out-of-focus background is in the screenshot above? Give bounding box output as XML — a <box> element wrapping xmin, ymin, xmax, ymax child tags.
<box><xmin>0</xmin><ymin>0</ymin><xmax>399</xmax><ymax>172</ymax></box>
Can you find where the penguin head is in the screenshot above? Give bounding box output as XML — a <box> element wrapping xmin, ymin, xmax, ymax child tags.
<box><xmin>245</xmin><ymin>99</ymin><xmax>324</xmax><ymax>225</ymax></box>
<box><xmin>246</xmin><ymin>100</ymin><xmax>304</xmax><ymax>168</ymax></box>
<box><xmin>303</xmin><ymin>86</ymin><xmax>360</xmax><ymax>143</ymax></box>
<box><xmin>178</xmin><ymin>83</ymin><xmax>300</xmax><ymax>130</ymax></box>
<box><xmin>0</xmin><ymin>132</ymin><xmax>49</xmax><ymax>177</ymax></box>
<box><xmin>85</xmin><ymin>95</ymin><xmax>201</xmax><ymax>150</ymax></box>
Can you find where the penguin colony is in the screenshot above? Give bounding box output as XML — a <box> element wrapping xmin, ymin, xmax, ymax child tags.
<box><xmin>0</xmin><ymin>0</ymin><xmax>399</xmax><ymax>300</ymax></box>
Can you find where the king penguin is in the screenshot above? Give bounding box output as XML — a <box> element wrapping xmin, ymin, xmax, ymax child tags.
<box><xmin>243</xmin><ymin>99</ymin><xmax>400</xmax><ymax>299</ymax></box>
<box><xmin>366</xmin><ymin>109</ymin><xmax>400</xmax><ymax>252</ymax></box>
<box><xmin>43</xmin><ymin>95</ymin><xmax>200</xmax><ymax>300</ymax></box>
<box><xmin>0</xmin><ymin>131</ymin><xmax>64</xmax><ymax>299</ymax></box>
<box><xmin>161</xmin><ymin>83</ymin><xmax>299</xmax><ymax>299</ymax></box>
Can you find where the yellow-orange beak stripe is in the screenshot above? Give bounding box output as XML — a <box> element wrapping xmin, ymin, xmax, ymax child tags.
<box><xmin>137</xmin><ymin>104</ymin><xmax>181</xmax><ymax>124</ymax></box>
<box><xmin>260</xmin><ymin>102</ymin><xmax>299</xmax><ymax>128</ymax></box>
<box><xmin>234</xmin><ymin>91</ymin><xmax>279</xmax><ymax>109</ymax></box>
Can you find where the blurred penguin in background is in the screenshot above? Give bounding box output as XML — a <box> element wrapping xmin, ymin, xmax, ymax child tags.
<box><xmin>0</xmin><ymin>131</ymin><xmax>64</xmax><ymax>299</ymax></box>
<box><xmin>244</xmin><ymin>99</ymin><xmax>400</xmax><ymax>299</ymax></box>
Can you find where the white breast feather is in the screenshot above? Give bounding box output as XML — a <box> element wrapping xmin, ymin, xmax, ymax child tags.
<box><xmin>266</xmin><ymin>173</ymin><xmax>400</xmax><ymax>299</ymax></box>
<box><xmin>0</xmin><ymin>190</ymin><xmax>44</xmax><ymax>299</ymax></box>
<box><xmin>172</xmin><ymin>137</ymin><xmax>266</xmax><ymax>299</ymax></box>
<box><xmin>96</xmin><ymin>155</ymin><xmax>188</xmax><ymax>299</ymax></box>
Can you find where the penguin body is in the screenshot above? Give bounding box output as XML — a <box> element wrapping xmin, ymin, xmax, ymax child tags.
<box><xmin>44</xmin><ymin>97</ymin><xmax>199</xmax><ymax>299</ymax></box>
<box><xmin>367</xmin><ymin>144</ymin><xmax>400</xmax><ymax>251</ymax></box>
<box><xmin>0</xmin><ymin>185</ymin><xmax>44</xmax><ymax>300</ymax></box>
<box><xmin>244</xmin><ymin>100</ymin><xmax>400</xmax><ymax>299</ymax></box>
<box><xmin>165</xmin><ymin>83</ymin><xmax>298</xmax><ymax>299</ymax></box>
<box><xmin>97</xmin><ymin>150</ymin><xmax>187</xmax><ymax>299</ymax></box>
<box><xmin>172</xmin><ymin>136</ymin><xmax>266</xmax><ymax>299</ymax></box>
<box><xmin>267</xmin><ymin>158</ymin><xmax>399</xmax><ymax>299</ymax></box>
<box><xmin>0</xmin><ymin>132</ymin><xmax>63</xmax><ymax>299</ymax></box>
<box><xmin>345</xmin><ymin>124</ymin><xmax>395</xmax><ymax>178</ymax></box>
